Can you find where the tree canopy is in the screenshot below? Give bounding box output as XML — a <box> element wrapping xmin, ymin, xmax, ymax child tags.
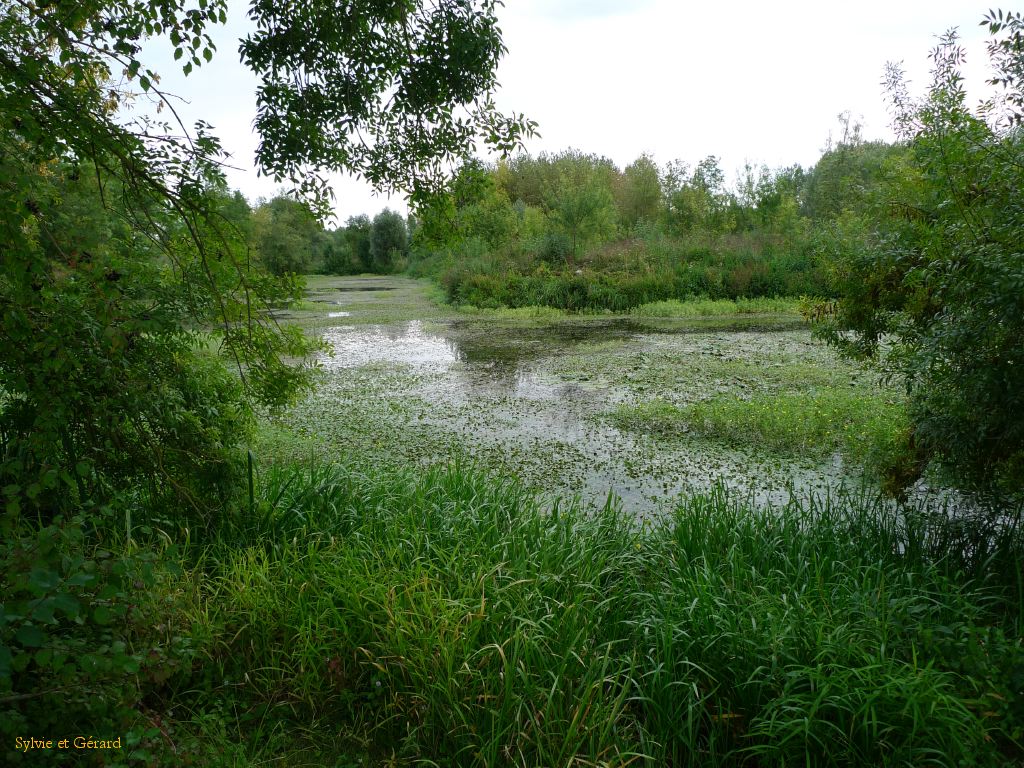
<box><xmin>241</xmin><ymin>0</ymin><xmax>537</xmax><ymax>213</ymax></box>
<box><xmin>0</xmin><ymin>0</ymin><xmax>533</xmax><ymax>518</ymax></box>
<box><xmin>814</xmin><ymin>15</ymin><xmax>1024</xmax><ymax>493</ymax></box>
<box><xmin>0</xmin><ymin>0</ymin><xmax>533</xmax><ymax>743</ymax></box>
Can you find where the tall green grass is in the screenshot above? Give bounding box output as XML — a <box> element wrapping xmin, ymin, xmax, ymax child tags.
<box><xmin>156</xmin><ymin>461</ymin><xmax>1024</xmax><ymax>766</ymax></box>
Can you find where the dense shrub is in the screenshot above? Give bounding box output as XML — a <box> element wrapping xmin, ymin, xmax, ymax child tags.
<box><xmin>441</xmin><ymin>236</ymin><xmax>831</xmax><ymax>311</ymax></box>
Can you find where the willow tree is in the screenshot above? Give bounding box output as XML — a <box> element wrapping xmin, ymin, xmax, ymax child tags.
<box><xmin>0</xmin><ymin>0</ymin><xmax>534</xmax><ymax>518</ymax></box>
<box><xmin>0</xmin><ymin>0</ymin><xmax>532</xmax><ymax>740</ymax></box>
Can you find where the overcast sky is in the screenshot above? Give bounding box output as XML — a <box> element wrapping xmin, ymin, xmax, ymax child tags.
<box><xmin>145</xmin><ymin>1</ymin><xmax>996</xmax><ymax>225</ymax></box>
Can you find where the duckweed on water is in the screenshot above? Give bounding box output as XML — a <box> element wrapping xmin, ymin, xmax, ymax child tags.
<box><xmin>267</xmin><ymin>276</ymin><xmax>922</xmax><ymax>514</ymax></box>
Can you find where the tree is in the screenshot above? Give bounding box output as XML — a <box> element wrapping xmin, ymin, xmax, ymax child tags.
<box><xmin>663</xmin><ymin>155</ymin><xmax>732</xmax><ymax>234</ymax></box>
<box><xmin>0</xmin><ymin>0</ymin><xmax>533</xmax><ymax>737</ymax></box>
<box><xmin>344</xmin><ymin>215</ymin><xmax>374</xmax><ymax>271</ymax></box>
<box><xmin>815</xmin><ymin>16</ymin><xmax>1024</xmax><ymax>493</ymax></box>
<box><xmin>369</xmin><ymin>208</ymin><xmax>408</xmax><ymax>272</ymax></box>
<box><xmin>241</xmin><ymin>0</ymin><xmax>537</xmax><ymax>213</ymax></box>
<box><xmin>802</xmin><ymin>139</ymin><xmax>901</xmax><ymax>222</ymax></box>
<box><xmin>320</xmin><ymin>226</ymin><xmax>357</xmax><ymax>274</ymax></box>
<box><xmin>496</xmin><ymin>153</ymin><xmax>552</xmax><ymax>208</ymax></box>
<box><xmin>617</xmin><ymin>154</ymin><xmax>663</xmax><ymax>231</ymax></box>
<box><xmin>548</xmin><ymin>175</ymin><xmax>616</xmax><ymax>260</ymax></box>
<box><xmin>252</xmin><ymin>195</ymin><xmax>324</xmax><ymax>275</ymax></box>
<box><xmin>735</xmin><ymin>163</ymin><xmax>807</xmax><ymax>235</ymax></box>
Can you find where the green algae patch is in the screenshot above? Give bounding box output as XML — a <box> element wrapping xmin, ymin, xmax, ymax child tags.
<box><xmin>614</xmin><ymin>389</ymin><xmax>908</xmax><ymax>464</ymax></box>
<box><xmin>629</xmin><ymin>296</ymin><xmax>802</xmax><ymax>317</ymax></box>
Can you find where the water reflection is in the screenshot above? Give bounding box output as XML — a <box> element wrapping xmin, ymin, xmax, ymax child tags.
<box><xmin>321</xmin><ymin>319</ymin><xmax>634</xmax><ymax>400</ymax></box>
<box><xmin>315</xmin><ymin>318</ymin><xmax>857</xmax><ymax>513</ymax></box>
<box><xmin>321</xmin><ymin>320</ymin><xmax>459</xmax><ymax>370</ymax></box>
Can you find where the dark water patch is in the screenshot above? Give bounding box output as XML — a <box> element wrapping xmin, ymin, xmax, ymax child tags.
<box><xmin>450</xmin><ymin>316</ymin><xmax>808</xmax><ymax>367</ymax></box>
<box><xmin>450</xmin><ymin>319</ymin><xmax>645</xmax><ymax>368</ymax></box>
<box><xmin>631</xmin><ymin>315</ymin><xmax>808</xmax><ymax>333</ymax></box>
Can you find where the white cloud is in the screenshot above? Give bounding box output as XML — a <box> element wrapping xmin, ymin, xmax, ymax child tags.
<box><xmin>136</xmin><ymin>1</ymin><xmax>999</xmax><ymax>222</ymax></box>
<box><xmin>491</xmin><ymin>0</ymin><xmax>994</xmax><ymax>178</ymax></box>
<box><xmin>517</xmin><ymin>0</ymin><xmax>658</xmax><ymax>21</ymax></box>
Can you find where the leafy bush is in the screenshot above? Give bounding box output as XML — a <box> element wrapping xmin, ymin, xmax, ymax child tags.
<box><xmin>0</xmin><ymin>510</ymin><xmax>196</xmax><ymax>766</ymax></box>
<box><xmin>536</xmin><ymin>230</ymin><xmax>572</xmax><ymax>263</ymax></box>
<box><xmin>814</xmin><ymin>20</ymin><xmax>1024</xmax><ymax>493</ymax></box>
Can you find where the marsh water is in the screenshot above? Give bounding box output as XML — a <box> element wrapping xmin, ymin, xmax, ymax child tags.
<box><xmin>278</xmin><ymin>276</ymin><xmax>883</xmax><ymax>518</ymax></box>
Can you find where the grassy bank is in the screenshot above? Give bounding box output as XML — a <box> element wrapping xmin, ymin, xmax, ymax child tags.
<box><xmin>121</xmin><ymin>461</ymin><xmax>1023</xmax><ymax>766</ymax></box>
<box><xmin>7</xmin><ymin>274</ymin><xmax>1019</xmax><ymax>766</ymax></box>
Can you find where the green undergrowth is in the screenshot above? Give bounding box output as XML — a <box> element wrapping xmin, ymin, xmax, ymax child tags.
<box><xmin>456</xmin><ymin>304</ymin><xmax>570</xmax><ymax>320</ymax></box>
<box><xmin>132</xmin><ymin>460</ymin><xmax>1023</xmax><ymax>766</ymax></box>
<box><xmin>454</xmin><ymin>297</ymin><xmax>801</xmax><ymax>320</ymax></box>
<box><xmin>428</xmin><ymin>235</ymin><xmax>830</xmax><ymax>313</ymax></box>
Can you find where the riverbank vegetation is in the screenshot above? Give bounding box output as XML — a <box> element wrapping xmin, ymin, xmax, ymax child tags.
<box><xmin>62</xmin><ymin>462</ymin><xmax>1024</xmax><ymax>766</ymax></box>
<box><xmin>3</xmin><ymin>1</ymin><xmax>1024</xmax><ymax>766</ymax></box>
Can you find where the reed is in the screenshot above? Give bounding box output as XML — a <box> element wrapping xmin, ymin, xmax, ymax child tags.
<box><xmin>162</xmin><ymin>460</ymin><xmax>1024</xmax><ymax>765</ymax></box>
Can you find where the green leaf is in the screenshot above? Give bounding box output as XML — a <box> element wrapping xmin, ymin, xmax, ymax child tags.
<box><xmin>66</xmin><ymin>572</ymin><xmax>96</xmax><ymax>587</ymax></box>
<box><xmin>93</xmin><ymin>605</ymin><xmax>115</xmax><ymax>625</ymax></box>
<box><xmin>15</xmin><ymin>625</ymin><xmax>45</xmax><ymax>648</ymax></box>
<box><xmin>30</xmin><ymin>600</ymin><xmax>56</xmax><ymax>624</ymax></box>
<box><xmin>97</xmin><ymin>585</ymin><xmax>120</xmax><ymax>601</ymax></box>
<box><xmin>52</xmin><ymin>593</ymin><xmax>81</xmax><ymax>618</ymax></box>
<box><xmin>28</xmin><ymin>567</ymin><xmax>60</xmax><ymax>594</ymax></box>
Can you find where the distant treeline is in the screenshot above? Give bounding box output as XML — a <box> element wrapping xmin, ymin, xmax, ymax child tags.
<box><xmin>406</xmin><ymin>116</ymin><xmax>902</xmax><ymax>309</ymax></box>
<box><xmin>209</xmin><ymin>192</ymin><xmax>412</xmax><ymax>276</ymax></box>
<box><xmin>228</xmin><ymin>114</ymin><xmax>906</xmax><ymax>310</ymax></box>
